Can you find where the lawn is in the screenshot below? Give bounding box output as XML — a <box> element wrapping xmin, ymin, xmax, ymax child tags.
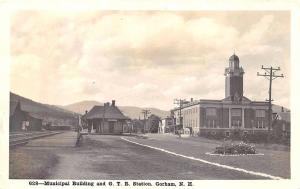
<box><xmin>128</xmin><ymin>134</ymin><xmax>290</xmax><ymax>179</ymax></box>
<box><xmin>9</xmin><ymin>148</ymin><xmax>59</xmax><ymax>179</ymax></box>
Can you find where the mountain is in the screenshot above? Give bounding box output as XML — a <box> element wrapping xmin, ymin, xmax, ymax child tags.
<box><xmin>63</xmin><ymin>101</ymin><xmax>170</xmax><ymax>119</ymax></box>
<box><xmin>61</xmin><ymin>100</ymin><xmax>103</xmax><ymax>114</ymax></box>
<box><xmin>119</xmin><ymin>106</ymin><xmax>170</xmax><ymax>120</ymax></box>
<box><xmin>62</xmin><ymin>100</ymin><xmax>289</xmax><ymax>120</ymax></box>
<box><xmin>10</xmin><ymin>92</ymin><xmax>288</xmax><ymax>124</ymax></box>
<box><xmin>10</xmin><ymin>92</ymin><xmax>79</xmax><ymax>126</ymax></box>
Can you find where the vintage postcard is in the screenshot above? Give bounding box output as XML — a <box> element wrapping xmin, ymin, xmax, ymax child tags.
<box><xmin>0</xmin><ymin>0</ymin><xmax>299</xmax><ymax>189</ymax></box>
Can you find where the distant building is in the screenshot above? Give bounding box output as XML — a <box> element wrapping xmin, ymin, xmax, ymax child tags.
<box><xmin>83</xmin><ymin>100</ymin><xmax>131</xmax><ymax>134</ymax></box>
<box><xmin>159</xmin><ymin>117</ymin><xmax>173</xmax><ymax>134</ymax></box>
<box><xmin>171</xmin><ymin>54</ymin><xmax>270</xmax><ymax>137</ymax></box>
<box><xmin>273</xmin><ymin>108</ymin><xmax>290</xmax><ymax>139</ymax></box>
<box><xmin>9</xmin><ymin>101</ymin><xmax>43</xmax><ymax>132</ymax></box>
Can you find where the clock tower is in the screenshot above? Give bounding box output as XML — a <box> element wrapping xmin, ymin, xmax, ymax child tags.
<box><xmin>224</xmin><ymin>54</ymin><xmax>244</xmax><ymax>100</ymax></box>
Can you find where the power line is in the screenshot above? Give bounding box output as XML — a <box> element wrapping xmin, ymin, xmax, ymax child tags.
<box><xmin>257</xmin><ymin>65</ymin><xmax>284</xmax><ymax>142</ymax></box>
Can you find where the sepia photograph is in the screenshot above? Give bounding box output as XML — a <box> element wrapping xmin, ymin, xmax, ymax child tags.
<box><xmin>7</xmin><ymin>10</ymin><xmax>291</xmax><ymax>181</ymax></box>
<box><xmin>1</xmin><ymin>1</ymin><xmax>299</xmax><ymax>188</ymax></box>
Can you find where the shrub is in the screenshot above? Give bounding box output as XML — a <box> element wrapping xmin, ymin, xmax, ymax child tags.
<box><xmin>231</xmin><ymin>129</ymin><xmax>242</xmax><ymax>140</ymax></box>
<box><xmin>200</xmin><ymin>131</ymin><xmax>225</xmax><ymax>140</ymax></box>
<box><xmin>214</xmin><ymin>141</ymin><xmax>256</xmax><ymax>155</ymax></box>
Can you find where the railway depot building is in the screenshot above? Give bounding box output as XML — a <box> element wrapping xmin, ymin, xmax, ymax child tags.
<box><xmin>82</xmin><ymin>100</ymin><xmax>131</xmax><ymax>134</ymax></box>
<box><xmin>9</xmin><ymin>101</ymin><xmax>43</xmax><ymax>132</ymax></box>
<box><xmin>172</xmin><ymin>54</ymin><xmax>269</xmax><ymax>137</ymax></box>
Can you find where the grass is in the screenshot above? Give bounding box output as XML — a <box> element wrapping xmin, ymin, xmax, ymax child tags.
<box><xmin>136</xmin><ymin>134</ymin><xmax>290</xmax><ymax>178</ymax></box>
<box><xmin>9</xmin><ymin>148</ymin><xmax>59</xmax><ymax>179</ymax></box>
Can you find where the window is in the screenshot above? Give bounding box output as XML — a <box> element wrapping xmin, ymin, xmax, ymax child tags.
<box><xmin>22</xmin><ymin>121</ymin><xmax>29</xmax><ymax>131</ymax></box>
<box><xmin>225</xmin><ymin>131</ymin><xmax>230</xmax><ymax>137</ymax></box>
<box><xmin>206</xmin><ymin>108</ymin><xmax>217</xmax><ymax>116</ymax></box>
<box><xmin>22</xmin><ymin>121</ymin><xmax>26</xmax><ymax>130</ymax></box>
<box><xmin>207</xmin><ymin>120</ymin><xmax>217</xmax><ymax>128</ymax></box>
<box><xmin>256</xmin><ymin>120</ymin><xmax>265</xmax><ymax>129</ymax></box>
<box><xmin>232</xmin><ymin>120</ymin><xmax>241</xmax><ymax>127</ymax></box>
<box><xmin>256</xmin><ymin>110</ymin><xmax>266</xmax><ymax>117</ymax></box>
<box><xmin>231</xmin><ymin>109</ymin><xmax>241</xmax><ymax>116</ymax></box>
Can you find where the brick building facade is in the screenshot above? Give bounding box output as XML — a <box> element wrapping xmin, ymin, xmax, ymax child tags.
<box><xmin>171</xmin><ymin>54</ymin><xmax>269</xmax><ymax>136</ymax></box>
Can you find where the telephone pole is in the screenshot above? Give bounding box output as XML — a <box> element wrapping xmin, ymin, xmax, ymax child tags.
<box><xmin>257</xmin><ymin>65</ymin><xmax>284</xmax><ymax>142</ymax></box>
<box><xmin>141</xmin><ymin>109</ymin><xmax>151</xmax><ymax>134</ymax></box>
<box><xmin>173</xmin><ymin>99</ymin><xmax>189</xmax><ymax>134</ymax></box>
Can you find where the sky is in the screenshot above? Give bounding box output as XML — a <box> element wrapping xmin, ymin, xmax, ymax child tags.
<box><xmin>10</xmin><ymin>11</ymin><xmax>290</xmax><ymax>110</ymax></box>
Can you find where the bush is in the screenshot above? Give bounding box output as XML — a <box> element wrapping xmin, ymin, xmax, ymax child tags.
<box><xmin>231</xmin><ymin>129</ymin><xmax>242</xmax><ymax>140</ymax></box>
<box><xmin>200</xmin><ymin>131</ymin><xmax>225</xmax><ymax>140</ymax></box>
<box><xmin>214</xmin><ymin>141</ymin><xmax>256</xmax><ymax>155</ymax></box>
<box><xmin>199</xmin><ymin>130</ymin><xmax>290</xmax><ymax>146</ymax></box>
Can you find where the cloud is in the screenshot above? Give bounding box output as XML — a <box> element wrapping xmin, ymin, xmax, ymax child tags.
<box><xmin>10</xmin><ymin>11</ymin><xmax>290</xmax><ymax>110</ymax></box>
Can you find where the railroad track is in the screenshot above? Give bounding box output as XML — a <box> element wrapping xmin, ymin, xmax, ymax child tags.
<box><xmin>9</xmin><ymin>131</ymin><xmax>62</xmax><ymax>147</ymax></box>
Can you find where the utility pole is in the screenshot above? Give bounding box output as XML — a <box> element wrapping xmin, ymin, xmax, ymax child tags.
<box><xmin>257</xmin><ymin>66</ymin><xmax>284</xmax><ymax>142</ymax></box>
<box><xmin>141</xmin><ymin>109</ymin><xmax>151</xmax><ymax>134</ymax></box>
<box><xmin>173</xmin><ymin>99</ymin><xmax>189</xmax><ymax>134</ymax></box>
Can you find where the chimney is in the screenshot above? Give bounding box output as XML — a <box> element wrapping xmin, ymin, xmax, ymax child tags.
<box><xmin>191</xmin><ymin>98</ymin><xmax>193</xmax><ymax>102</ymax></box>
<box><xmin>281</xmin><ymin>106</ymin><xmax>284</xmax><ymax>112</ymax></box>
<box><xmin>112</xmin><ymin>100</ymin><xmax>115</xmax><ymax>106</ymax></box>
<box><xmin>85</xmin><ymin>110</ymin><xmax>88</xmax><ymax>115</ymax></box>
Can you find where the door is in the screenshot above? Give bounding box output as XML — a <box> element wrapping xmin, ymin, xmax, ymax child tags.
<box><xmin>231</xmin><ymin>108</ymin><xmax>242</xmax><ymax>128</ymax></box>
<box><xmin>109</xmin><ymin>121</ymin><xmax>115</xmax><ymax>133</ymax></box>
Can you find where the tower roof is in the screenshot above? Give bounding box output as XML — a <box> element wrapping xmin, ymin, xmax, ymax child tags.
<box><xmin>229</xmin><ymin>54</ymin><xmax>239</xmax><ymax>62</ymax></box>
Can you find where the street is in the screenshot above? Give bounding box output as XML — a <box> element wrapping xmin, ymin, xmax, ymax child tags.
<box><xmin>9</xmin><ymin>132</ymin><xmax>288</xmax><ymax>180</ymax></box>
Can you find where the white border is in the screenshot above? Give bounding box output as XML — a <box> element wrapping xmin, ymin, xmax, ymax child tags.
<box><xmin>1</xmin><ymin>0</ymin><xmax>300</xmax><ymax>189</ymax></box>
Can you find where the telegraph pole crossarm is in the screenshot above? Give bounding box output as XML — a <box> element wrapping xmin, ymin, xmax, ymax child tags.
<box><xmin>257</xmin><ymin>65</ymin><xmax>284</xmax><ymax>143</ymax></box>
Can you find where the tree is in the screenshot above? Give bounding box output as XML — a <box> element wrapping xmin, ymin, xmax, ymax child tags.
<box><xmin>147</xmin><ymin>114</ymin><xmax>161</xmax><ymax>133</ymax></box>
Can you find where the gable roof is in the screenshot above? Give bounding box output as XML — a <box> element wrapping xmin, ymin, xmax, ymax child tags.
<box><xmin>85</xmin><ymin>105</ymin><xmax>130</xmax><ymax>120</ymax></box>
<box><xmin>28</xmin><ymin>112</ymin><xmax>44</xmax><ymax>120</ymax></box>
<box><xmin>10</xmin><ymin>101</ymin><xmax>43</xmax><ymax>121</ymax></box>
<box><xmin>10</xmin><ymin>101</ymin><xmax>19</xmax><ymax>116</ymax></box>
